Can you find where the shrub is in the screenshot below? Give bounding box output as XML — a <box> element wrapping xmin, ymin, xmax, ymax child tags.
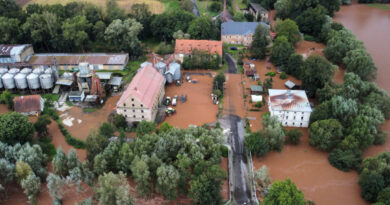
<box><xmin>265</xmin><ymin>71</ymin><xmax>276</xmax><ymax>77</ymax></box>
<box><xmin>112</xmin><ymin>114</ymin><xmax>127</xmax><ymax>129</ymax></box>
<box><xmin>208</xmin><ymin>2</ymin><xmax>222</xmax><ymax>12</ymax></box>
<box><xmin>328</xmin><ymin>148</ymin><xmax>362</xmax><ymax>171</ymax></box>
<box><xmin>263</xmin><ymin>78</ymin><xmax>273</xmax><ymax>90</ymax></box>
<box><xmin>156</xmin><ymin>42</ymin><xmax>174</xmax><ymax>55</ymax></box>
<box><xmin>286</xmin><ymin>129</ymin><xmax>302</xmax><ymax>145</ymax></box>
<box><xmin>0</xmin><ymin>90</ymin><xmax>13</xmax><ymax>109</ymax></box>
<box><xmin>220</xmin><ymin>145</ymin><xmax>228</xmax><ymax>158</ymax></box>
<box><xmin>255</xmin><ymin>102</ymin><xmax>262</xmax><ymax>108</ymax></box>
<box><xmin>279</xmin><ymin>72</ymin><xmax>287</xmax><ymax>79</ymax></box>
<box><xmin>245</xmin><ymin>131</ymin><xmax>269</xmax><ymax>157</ymax></box>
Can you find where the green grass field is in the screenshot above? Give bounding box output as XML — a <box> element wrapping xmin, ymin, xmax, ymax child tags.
<box><xmin>367</xmin><ymin>3</ymin><xmax>390</xmax><ymax>10</ymax></box>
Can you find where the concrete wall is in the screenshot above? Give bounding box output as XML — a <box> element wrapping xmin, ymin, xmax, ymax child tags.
<box><xmin>270</xmin><ymin>110</ymin><xmax>311</xmax><ymax>127</ymax></box>
<box><xmin>222</xmin><ymin>34</ymin><xmax>254</xmax><ymax>46</ymax></box>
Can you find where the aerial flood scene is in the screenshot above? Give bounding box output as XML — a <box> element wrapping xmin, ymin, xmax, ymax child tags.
<box><xmin>0</xmin><ymin>0</ymin><xmax>389</xmax><ymax>204</ymax></box>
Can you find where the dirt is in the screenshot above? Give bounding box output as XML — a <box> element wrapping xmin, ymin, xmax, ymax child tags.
<box><xmin>60</xmin><ymin>95</ymin><xmax>120</xmax><ymax>140</ymax></box>
<box><xmin>162</xmin><ymin>71</ymin><xmax>218</xmax><ymax>128</ymax></box>
<box><xmin>253</xmin><ymin>128</ymin><xmax>369</xmax><ymax>205</ymax></box>
<box><xmin>220</xmin><ymin>157</ymin><xmax>230</xmax><ymax>201</ymax></box>
<box><xmin>14</xmin><ymin>0</ymin><xmax>31</xmax><ymax>6</ymax></box>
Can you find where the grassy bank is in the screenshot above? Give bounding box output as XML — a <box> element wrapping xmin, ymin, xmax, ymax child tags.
<box><xmin>367</xmin><ymin>3</ymin><xmax>390</xmax><ymax>10</ymax></box>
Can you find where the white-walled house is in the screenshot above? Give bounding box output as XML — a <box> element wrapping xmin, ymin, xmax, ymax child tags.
<box><xmin>116</xmin><ymin>64</ymin><xmax>165</xmax><ymax>124</ymax></box>
<box><xmin>268</xmin><ymin>89</ymin><xmax>312</xmax><ymax>127</ymax></box>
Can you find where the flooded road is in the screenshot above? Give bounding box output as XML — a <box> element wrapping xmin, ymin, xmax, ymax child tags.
<box><xmin>334</xmin><ymin>3</ymin><xmax>390</xmax><ymax>158</ymax></box>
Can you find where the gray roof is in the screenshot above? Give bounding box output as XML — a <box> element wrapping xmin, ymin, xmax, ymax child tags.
<box><xmin>221</xmin><ymin>22</ymin><xmax>268</xmax><ymax>35</ymax></box>
<box><xmin>285</xmin><ymin>80</ymin><xmax>295</xmax><ymax>89</ymax></box>
<box><xmin>108</xmin><ymin>76</ymin><xmax>122</xmax><ymax>86</ymax></box>
<box><xmin>69</xmin><ymin>91</ymin><xmax>84</xmax><ymax>97</ymax></box>
<box><xmin>250</xmin><ymin>85</ymin><xmax>263</xmax><ymax>92</ymax></box>
<box><xmin>56</xmin><ymin>79</ymin><xmax>73</xmax><ymax>86</ymax></box>
<box><xmin>96</xmin><ymin>72</ymin><xmax>112</xmax><ymax>80</ymax></box>
<box><xmin>249</xmin><ymin>3</ymin><xmax>267</xmax><ymax>13</ymax></box>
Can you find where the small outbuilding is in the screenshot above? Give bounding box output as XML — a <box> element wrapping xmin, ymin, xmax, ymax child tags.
<box><xmin>13</xmin><ymin>95</ymin><xmax>44</xmax><ymax>116</ymax></box>
<box><xmin>69</xmin><ymin>91</ymin><xmax>85</xmax><ymax>102</ymax></box>
<box><xmin>251</xmin><ymin>95</ymin><xmax>263</xmax><ymax>103</ymax></box>
<box><xmin>250</xmin><ymin>85</ymin><xmax>264</xmax><ymax>95</ymax></box>
<box><xmin>284</xmin><ymin>80</ymin><xmax>296</xmax><ymax>89</ymax></box>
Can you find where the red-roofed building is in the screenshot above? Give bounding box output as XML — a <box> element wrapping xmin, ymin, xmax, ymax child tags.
<box><xmin>13</xmin><ymin>95</ymin><xmax>44</xmax><ymax>116</ymax></box>
<box><xmin>116</xmin><ymin>64</ymin><xmax>165</xmax><ymax>124</ymax></box>
<box><xmin>174</xmin><ymin>39</ymin><xmax>223</xmax><ymax>62</ymax></box>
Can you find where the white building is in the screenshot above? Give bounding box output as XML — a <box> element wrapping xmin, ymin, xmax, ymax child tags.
<box><xmin>268</xmin><ymin>89</ymin><xmax>312</xmax><ymax>127</ymax></box>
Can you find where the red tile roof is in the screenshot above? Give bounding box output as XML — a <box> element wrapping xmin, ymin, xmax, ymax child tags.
<box><xmin>13</xmin><ymin>95</ymin><xmax>42</xmax><ymax>113</ymax></box>
<box><xmin>175</xmin><ymin>39</ymin><xmax>223</xmax><ymax>56</ymax></box>
<box><xmin>116</xmin><ymin>65</ymin><xmax>164</xmax><ymax>109</ymax></box>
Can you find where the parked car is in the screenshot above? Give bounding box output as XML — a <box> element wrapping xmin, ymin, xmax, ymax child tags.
<box><xmin>164</xmin><ymin>96</ymin><xmax>171</xmax><ymax>106</ymax></box>
<box><xmin>165</xmin><ymin>107</ymin><xmax>176</xmax><ymax>116</ymax></box>
<box><xmin>230</xmin><ymin>47</ymin><xmax>238</xmax><ymax>50</ymax></box>
<box><xmin>172</xmin><ymin>95</ymin><xmax>178</xmax><ymax>106</ymax></box>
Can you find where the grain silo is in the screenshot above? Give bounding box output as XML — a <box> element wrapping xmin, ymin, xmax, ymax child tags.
<box><xmin>2</xmin><ymin>73</ymin><xmax>16</xmax><ymax>90</ymax></box>
<box><xmin>14</xmin><ymin>73</ymin><xmax>28</xmax><ymax>89</ymax></box>
<box><xmin>33</xmin><ymin>68</ymin><xmax>44</xmax><ymax>74</ymax></box>
<box><xmin>155</xmin><ymin>62</ymin><xmax>167</xmax><ymax>74</ymax></box>
<box><xmin>169</xmin><ymin>62</ymin><xmax>181</xmax><ymax>81</ymax></box>
<box><xmin>39</xmin><ymin>74</ymin><xmax>54</xmax><ymax>89</ymax></box>
<box><xmin>8</xmin><ymin>68</ymin><xmax>19</xmax><ymax>75</ymax></box>
<box><xmin>20</xmin><ymin>68</ymin><xmax>32</xmax><ymax>74</ymax></box>
<box><xmin>27</xmin><ymin>73</ymin><xmax>40</xmax><ymax>90</ymax></box>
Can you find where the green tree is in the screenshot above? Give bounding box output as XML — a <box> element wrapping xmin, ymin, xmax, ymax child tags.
<box><xmin>0</xmin><ymin>90</ymin><xmax>14</xmax><ymax>109</ymax></box>
<box><xmin>263</xmin><ymin>179</ymin><xmax>306</xmax><ymax>205</ymax></box>
<box><xmin>96</xmin><ymin>172</ymin><xmax>135</xmax><ymax>205</ymax></box>
<box><xmin>99</xmin><ymin>122</ymin><xmax>116</xmax><ymax>138</ymax></box>
<box><xmin>188</xmin><ymin>17</ymin><xmax>218</xmax><ymax>40</ymax></box>
<box><xmin>328</xmin><ymin>148</ymin><xmax>362</xmax><ymax>171</ymax></box>
<box><xmin>363</xmin><ymin>92</ymin><xmax>390</xmax><ymax>120</ymax></box>
<box><xmin>324</xmin><ymin>29</ymin><xmax>363</xmax><ymax>64</ymax></box>
<box><xmin>330</xmin><ymin>96</ymin><xmax>358</xmax><ymax>126</ymax></box>
<box><xmin>93</xmin><ymin>20</ymin><xmax>106</xmax><ymax>41</ymax></box>
<box><xmin>130</xmin><ymin>3</ymin><xmax>153</xmax><ymax>38</ymax></box>
<box><xmin>181</xmin><ymin>0</ymin><xmax>194</xmax><ymax>12</ymax></box>
<box><xmin>15</xmin><ymin>161</ymin><xmax>32</xmax><ymax>183</ymax></box>
<box><xmin>190</xmin><ymin>165</ymin><xmax>226</xmax><ymax>205</ymax></box>
<box><xmin>112</xmin><ymin>114</ymin><xmax>127</xmax><ymax>129</ymax></box>
<box><xmin>251</xmin><ymin>24</ymin><xmax>269</xmax><ymax>59</ymax></box>
<box><xmin>208</xmin><ymin>2</ymin><xmax>222</xmax><ymax>12</ymax></box>
<box><xmin>67</xmin><ymin>149</ymin><xmax>81</xmax><ymax>171</ymax></box>
<box><xmin>21</xmin><ymin>173</ymin><xmax>41</xmax><ymax>205</ymax></box>
<box><xmin>151</xmin><ymin>10</ymin><xmax>195</xmax><ymax>41</ymax></box>
<box><xmin>275</xmin><ymin>18</ymin><xmax>300</xmax><ymax>45</ymax></box>
<box><xmin>105</xmin><ymin>18</ymin><xmax>143</xmax><ymax>56</ymax></box>
<box><xmin>34</xmin><ymin>114</ymin><xmax>51</xmax><ymax>138</ymax></box>
<box><xmin>173</xmin><ymin>30</ymin><xmax>191</xmax><ymax>39</ymax></box>
<box><xmin>286</xmin><ymin>128</ymin><xmax>302</xmax><ymax>145</ymax></box>
<box><xmin>136</xmin><ymin>121</ymin><xmax>156</xmax><ymax>137</ymax></box>
<box><xmin>245</xmin><ymin>131</ymin><xmax>270</xmax><ymax>157</ymax></box>
<box><xmin>0</xmin><ymin>112</ymin><xmax>35</xmax><ymax>145</ymax></box>
<box><xmin>46</xmin><ymin>173</ymin><xmax>66</xmax><ymax>204</ymax></box>
<box><xmin>156</xmin><ymin>164</ymin><xmax>180</xmax><ymax>200</ymax></box>
<box><xmin>296</xmin><ymin>5</ymin><xmax>327</xmax><ymax>38</ymax></box>
<box><xmin>213</xmin><ymin>71</ymin><xmax>226</xmax><ymax>95</ymax></box>
<box><xmin>131</xmin><ymin>155</ymin><xmax>151</xmax><ymax>198</ymax></box>
<box><xmin>309</xmin><ymin>119</ymin><xmax>343</xmax><ymax>151</ymax></box>
<box><xmin>62</xmin><ymin>15</ymin><xmax>91</xmax><ymax>51</ymax></box>
<box><xmin>301</xmin><ymin>55</ymin><xmax>337</xmax><ymax>97</ymax></box>
<box><xmin>285</xmin><ymin>53</ymin><xmax>304</xmax><ymax>78</ymax></box>
<box><xmin>159</xmin><ymin>122</ymin><xmax>173</xmax><ymax>133</ymax></box>
<box><xmin>262</xmin><ymin>115</ymin><xmax>286</xmax><ymax>152</ymax></box>
<box><xmin>0</xmin><ymin>17</ymin><xmax>20</xmax><ymax>44</ymax></box>
<box><xmin>319</xmin><ymin>0</ymin><xmax>341</xmax><ymax>16</ymax></box>
<box><xmin>52</xmin><ymin>148</ymin><xmax>68</xmax><ymax>177</ymax></box>
<box><xmin>105</xmin><ymin>0</ymin><xmax>127</xmax><ymax>23</ymax></box>
<box><xmin>86</xmin><ymin>130</ymin><xmax>109</xmax><ymax>162</ymax></box>
<box><xmin>0</xmin><ymin>0</ymin><xmax>25</xmax><ymax>19</ymax></box>
<box><xmin>343</xmin><ymin>48</ymin><xmax>377</xmax><ymax>81</ymax></box>
<box><xmin>270</xmin><ymin>36</ymin><xmax>295</xmax><ymax>67</ymax></box>
<box><xmin>0</xmin><ymin>159</ymin><xmax>15</xmax><ymax>191</ymax></box>
<box><xmin>376</xmin><ymin>187</ymin><xmax>390</xmax><ymax>205</ymax></box>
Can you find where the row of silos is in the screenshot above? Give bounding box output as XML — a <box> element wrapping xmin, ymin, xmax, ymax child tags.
<box><xmin>0</xmin><ymin>68</ymin><xmax>54</xmax><ymax>91</ymax></box>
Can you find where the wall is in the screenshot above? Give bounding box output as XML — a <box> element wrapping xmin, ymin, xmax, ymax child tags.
<box><xmin>270</xmin><ymin>110</ymin><xmax>311</xmax><ymax>127</ymax></box>
<box><xmin>221</xmin><ymin>34</ymin><xmax>254</xmax><ymax>46</ymax></box>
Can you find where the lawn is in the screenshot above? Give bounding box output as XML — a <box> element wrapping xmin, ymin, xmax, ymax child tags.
<box><xmin>160</xmin><ymin>0</ymin><xmax>180</xmax><ymax>13</ymax></box>
<box><xmin>25</xmin><ymin>0</ymin><xmax>166</xmax><ymax>14</ymax></box>
<box><xmin>367</xmin><ymin>3</ymin><xmax>390</xmax><ymax>10</ymax></box>
<box><xmin>198</xmin><ymin>1</ymin><xmax>220</xmax><ymax>17</ymax></box>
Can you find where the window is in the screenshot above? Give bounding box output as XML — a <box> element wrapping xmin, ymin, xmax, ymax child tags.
<box><xmin>133</xmin><ymin>110</ymin><xmax>135</xmax><ymax>112</ymax></box>
<box><xmin>125</xmin><ymin>115</ymin><xmax>127</xmax><ymax>118</ymax></box>
<box><xmin>132</xmin><ymin>104</ymin><xmax>135</xmax><ymax>107</ymax></box>
<box><xmin>301</xmin><ymin>116</ymin><xmax>304</xmax><ymax>120</ymax></box>
<box><xmin>285</xmin><ymin>122</ymin><xmax>287</xmax><ymax>125</ymax></box>
<box><xmin>286</xmin><ymin>116</ymin><xmax>288</xmax><ymax>119</ymax></box>
<box><xmin>141</xmin><ymin>104</ymin><xmax>143</xmax><ymax>107</ymax></box>
<box><xmin>293</xmin><ymin>122</ymin><xmax>295</xmax><ymax>126</ymax></box>
<box><xmin>302</xmin><ymin>112</ymin><xmax>304</xmax><ymax>115</ymax></box>
<box><xmin>124</xmin><ymin>109</ymin><xmax>126</xmax><ymax>112</ymax></box>
<box><xmin>300</xmin><ymin>123</ymin><xmax>303</xmax><ymax>126</ymax></box>
<box><xmin>141</xmin><ymin>110</ymin><xmax>144</xmax><ymax>113</ymax></box>
<box><xmin>133</xmin><ymin>115</ymin><xmax>136</xmax><ymax>118</ymax></box>
<box><xmin>142</xmin><ymin>116</ymin><xmax>144</xmax><ymax>119</ymax></box>
<box><xmin>293</xmin><ymin>116</ymin><xmax>296</xmax><ymax>120</ymax></box>
<box><xmin>131</xmin><ymin>98</ymin><xmax>134</xmax><ymax>101</ymax></box>
<box><xmin>123</xmin><ymin>103</ymin><xmax>126</xmax><ymax>107</ymax></box>
<box><xmin>93</xmin><ymin>65</ymin><xmax>99</xmax><ymax>70</ymax></box>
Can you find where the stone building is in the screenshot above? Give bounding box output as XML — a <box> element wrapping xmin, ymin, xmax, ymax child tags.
<box><xmin>248</xmin><ymin>3</ymin><xmax>268</xmax><ymax>22</ymax></box>
<box><xmin>268</xmin><ymin>89</ymin><xmax>312</xmax><ymax>127</ymax></box>
<box><xmin>221</xmin><ymin>22</ymin><xmax>268</xmax><ymax>46</ymax></box>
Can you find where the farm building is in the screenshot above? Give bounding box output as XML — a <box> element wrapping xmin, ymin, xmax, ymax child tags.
<box><xmin>13</xmin><ymin>95</ymin><xmax>44</xmax><ymax>116</ymax></box>
<box><xmin>221</xmin><ymin>22</ymin><xmax>269</xmax><ymax>46</ymax></box>
<box><xmin>250</xmin><ymin>85</ymin><xmax>263</xmax><ymax>95</ymax></box>
<box><xmin>116</xmin><ymin>64</ymin><xmax>165</xmax><ymax>124</ymax></box>
<box><xmin>174</xmin><ymin>39</ymin><xmax>223</xmax><ymax>62</ymax></box>
<box><xmin>69</xmin><ymin>91</ymin><xmax>85</xmax><ymax>102</ymax></box>
<box><xmin>268</xmin><ymin>89</ymin><xmax>312</xmax><ymax>127</ymax></box>
<box><xmin>29</xmin><ymin>53</ymin><xmax>129</xmax><ymax>71</ymax></box>
<box><xmin>248</xmin><ymin>3</ymin><xmax>269</xmax><ymax>22</ymax></box>
<box><xmin>0</xmin><ymin>44</ymin><xmax>34</xmax><ymax>66</ymax></box>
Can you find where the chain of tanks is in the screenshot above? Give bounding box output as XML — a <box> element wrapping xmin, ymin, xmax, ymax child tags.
<box><xmin>0</xmin><ymin>67</ymin><xmax>56</xmax><ymax>91</ymax></box>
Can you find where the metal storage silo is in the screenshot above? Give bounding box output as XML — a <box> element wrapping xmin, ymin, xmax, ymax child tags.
<box><xmin>79</xmin><ymin>62</ymin><xmax>90</xmax><ymax>76</ymax></box>
<box><xmin>14</xmin><ymin>73</ymin><xmax>28</xmax><ymax>89</ymax></box>
<box><xmin>155</xmin><ymin>62</ymin><xmax>167</xmax><ymax>74</ymax></box>
<box><xmin>8</xmin><ymin>68</ymin><xmax>19</xmax><ymax>75</ymax></box>
<box><xmin>33</xmin><ymin>68</ymin><xmax>44</xmax><ymax>74</ymax></box>
<box><xmin>0</xmin><ymin>73</ymin><xmax>4</xmax><ymax>89</ymax></box>
<box><xmin>2</xmin><ymin>73</ymin><xmax>16</xmax><ymax>89</ymax></box>
<box><xmin>169</xmin><ymin>62</ymin><xmax>181</xmax><ymax>80</ymax></box>
<box><xmin>27</xmin><ymin>73</ymin><xmax>40</xmax><ymax>89</ymax></box>
<box><xmin>0</xmin><ymin>68</ymin><xmax>8</xmax><ymax>74</ymax></box>
<box><xmin>140</xmin><ymin>61</ymin><xmax>152</xmax><ymax>69</ymax></box>
<box><xmin>40</xmin><ymin>74</ymin><xmax>54</xmax><ymax>89</ymax></box>
<box><xmin>20</xmin><ymin>68</ymin><xmax>32</xmax><ymax>74</ymax></box>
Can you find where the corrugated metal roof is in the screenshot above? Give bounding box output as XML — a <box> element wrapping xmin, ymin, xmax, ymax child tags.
<box><xmin>13</xmin><ymin>95</ymin><xmax>42</xmax><ymax>113</ymax></box>
<box><xmin>108</xmin><ymin>76</ymin><xmax>122</xmax><ymax>86</ymax></box>
<box><xmin>117</xmin><ymin>64</ymin><xmax>164</xmax><ymax>109</ymax></box>
<box><xmin>0</xmin><ymin>44</ymin><xmax>31</xmax><ymax>56</ymax></box>
<box><xmin>175</xmin><ymin>39</ymin><xmax>223</xmax><ymax>56</ymax></box>
<box><xmin>249</xmin><ymin>3</ymin><xmax>267</xmax><ymax>12</ymax></box>
<box><xmin>268</xmin><ymin>89</ymin><xmax>311</xmax><ymax>112</ymax></box>
<box><xmin>95</xmin><ymin>72</ymin><xmax>112</xmax><ymax>80</ymax></box>
<box><xmin>284</xmin><ymin>80</ymin><xmax>295</xmax><ymax>89</ymax></box>
<box><xmin>221</xmin><ymin>22</ymin><xmax>268</xmax><ymax>35</ymax></box>
<box><xmin>250</xmin><ymin>85</ymin><xmax>263</xmax><ymax>92</ymax></box>
<box><xmin>29</xmin><ymin>53</ymin><xmax>129</xmax><ymax>65</ymax></box>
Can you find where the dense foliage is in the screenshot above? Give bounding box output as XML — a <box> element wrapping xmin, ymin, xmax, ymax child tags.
<box><xmin>182</xmin><ymin>49</ymin><xmax>221</xmax><ymax>70</ymax></box>
<box><xmin>250</xmin><ymin>23</ymin><xmax>269</xmax><ymax>59</ymax></box>
<box><xmin>0</xmin><ymin>112</ymin><xmax>35</xmax><ymax>145</ymax></box>
<box><xmin>263</xmin><ymin>179</ymin><xmax>306</xmax><ymax>205</ymax></box>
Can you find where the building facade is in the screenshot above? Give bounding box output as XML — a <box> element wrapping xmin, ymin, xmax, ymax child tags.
<box><xmin>221</xmin><ymin>22</ymin><xmax>269</xmax><ymax>46</ymax></box>
<box><xmin>116</xmin><ymin>65</ymin><xmax>165</xmax><ymax>124</ymax></box>
<box><xmin>174</xmin><ymin>39</ymin><xmax>223</xmax><ymax>62</ymax></box>
<box><xmin>268</xmin><ymin>89</ymin><xmax>312</xmax><ymax>127</ymax></box>
<box><xmin>248</xmin><ymin>3</ymin><xmax>269</xmax><ymax>22</ymax></box>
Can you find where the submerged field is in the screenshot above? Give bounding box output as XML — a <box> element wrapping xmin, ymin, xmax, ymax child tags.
<box><xmin>24</xmin><ymin>0</ymin><xmax>166</xmax><ymax>14</ymax></box>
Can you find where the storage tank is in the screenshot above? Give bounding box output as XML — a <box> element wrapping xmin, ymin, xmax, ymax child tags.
<box><xmin>2</xmin><ymin>73</ymin><xmax>16</xmax><ymax>89</ymax></box>
<box><xmin>27</xmin><ymin>73</ymin><xmax>40</xmax><ymax>89</ymax></box>
<box><xmin>165</xmin><ymin>71</ymin><xmax>173</xmax><ymax>84</ymax></box>
<box><xmin>40</xmin><ymin>74</ymin><xmax>54</xmax><ymax>89</ymax></box>
<box><xmin>140</xmin><ymin>61</ymin><xmax>152</xmax><ymax>69</ymax></box>
<box><xmin>20</xmin><ymin>68</ymin><xmax>32</xmax><ymax>74</ymax></box>
<box><xmin>8</xmin><ymin>68</ymin><xmax>19</xmax><ymax>75</ymax></box>
<box><xmin>33</xmin><ymin>68</ymin><xmax>44</xmax><ymax>74</ymax></box>
<box><xmin>14</xmin><ymin>73</ymin><xmax>28</xmax><ymax>89</ymax></box>
<box><xmin>155</xmin><ymin>62</ymin><xmax>167</xmax><ymax>74</ymax></box>
<box><xmin>79</xmin><ymin>62</ymin><xmax>90</xmax><ymax>76</ymax></box>
<box><xmin>0</xmin><ymin>73</ymin><xmax>4</xmax><ymax>89</ymax></box>
<box><xmin>169</xmin><ymin>62</ymin><xmax>181</xmax><ymax>80</ymax></box>
<box><xmin>0</xmin><ymin>68</ymin><xmax>8</xmax><ymax>74</ymax></box>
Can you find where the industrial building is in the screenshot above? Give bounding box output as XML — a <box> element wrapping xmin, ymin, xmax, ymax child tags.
<box><xmin>116</xmin><ymin>64</ymin><xmax>165</xmax><ymax>124</ymax></box>
<box><xmin>174</xmin><ymin>39</ymin><xmax>223</xmax><ymax>62</ymax></box>
<box><xmin>268</xmin><ymin>89</ymin><xmax>312</xmax><ymax>127</ymax></box>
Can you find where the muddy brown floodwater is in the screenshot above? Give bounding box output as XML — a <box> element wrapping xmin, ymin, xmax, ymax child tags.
<box><xmin>334</xmin><ymin>3</ymin><xmax>390</xmax><ymax>158</ymax></box>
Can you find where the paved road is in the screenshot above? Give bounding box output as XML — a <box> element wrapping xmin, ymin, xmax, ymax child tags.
<box><xmin>225</xmin><ymin>54</ymin><xmax>238</xmax><ymax>74</ymax></box>
<box><xmin>191</xmin><ymin>0</ymin><xmax>200</xmax><ymax>17</ymax></box>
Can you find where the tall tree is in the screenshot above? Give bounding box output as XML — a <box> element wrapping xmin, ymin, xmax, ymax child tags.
<box><xmin>319</xmin><ymin>0</ymin><xmax>341</xmax><ymax>17</ymax></box>
<box><xmin>245</xmin><ymin>131</ymin><xmax>270</xmax><ymax>157</ymax></box>
<box><xmin>96</xmin><ymin>172</ymin><xmax>135</xmax><ymax>205</ymax></box>
<box><xmin>131</xmin><ymin>155</ymin><xmax>152</xmax><ymax>198</ymax></box>
<box><xmin>188</xmin><ymin>17</ymin><xmax>218</xmax><ymax>40</ymax></box>
<box><xmin>250</xmin><ymin>24</ymin><xmax>269</xmax><ymax>59</ymax></box>
<box><xmin>296</xmin><ymin>5</ymin><xmax>327</xmax><ymax>38</ymax></box>
<box><xmin>151</xmin><ymin>10</ymin><xmax>195</xmax><ymax>41</ymax></box>
<box><xmin>21</xmin><ymin>173</ymin><xmax>41</xmax><ymax>205</ymax></box>
<box><xmin>130</xmin><ymin>3</ymin><xmax>153</xmax><ymax>38</ymax></box>
<box><xmin>270</xmin><ymin>36</ymin><xmax>295</xmax><ymax>67</ymax></box>
<box><xmin>34</xmin><ymin>114</ymin><xmax>51</xmax><ymax>138</ymax></box>
<box><xmin>156</xmin><ymin>164</ymin><xmax>180</xmax><ymax>200</ymax></box>
<box><xmin>105</xmin><ymin>18</ymin><xmax>143</xmax><ymax>56</ymax></box>
<box><xmin>324</xmin><ymin>29</ymin><xmax>363</xmax><ymax>64</ymax></box>
<box><xmin>0</xmin><ymin>17</ymin><xmax>21</xmax><ymax>44</ymax></box>
<box><xmin>343</xmin><ymin>49</ymin><xmax>377</xmax><ymax>81</ymax></box>
<box><xmin>86</xmin><ymin>130</ymin><xmax>109</xmax><ymax>162</ymax></box>
<box><xmin>0</xmin><ymin>112</ymin><xmax>35</xmax><ymax>145</ymax></box>
<box><xmin>52</xmin><ymin>148</ymin><xmax>69</xmax><ymax>177</ymax></box>
<box><xmin>62</xmin><ymin>15</ymin><xmax>92</xmax><ymax>51</ymax></box>
<box><xmin>263</xmin><ymin>179</ymin><xmax>306</xmax><ymax>205</ymax></box>
<box><xmin>275</xmin><ymin>18</ymin><xmax>300</xmax><ymax>45</ymax></box>
<box><xmin>46</xmin><ymin>173</ymin><xmax>66</xmax><ymax>204</ymax></box>
<box><xmin>309</xmin><ymin>119</ymin><xmax>343</xmax><ymax>151</ymax></box>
